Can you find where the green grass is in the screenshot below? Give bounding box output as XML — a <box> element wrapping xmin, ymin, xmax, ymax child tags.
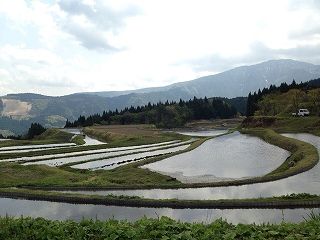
<box><xmin>0</xmin><ymin>138</ymin><xmax>206</xmax><ymax>188</ymax></box>
<box><xmin>241</xmin><ymin>128</ymin><xmax>319</xmax><ymax>178</ymax></box>
<box><xmin>0</xmin><ymin>215</ymin><xmax>320</xmax><ymax>239</ymax></box>
<box><xmin>0</xmin><ymin>187</ymin><xmax>320</xmax><ymax>209</ymax></box>
<box><xmin>83</xmin><ymin>124</ymin><xmax>190</xmax><ymax>147</ymax></box>
<box><xmin>0</xmin><ymin>128</ymin><xmax>318</xmax><ymax>190</ymax></box>
<box><xmin>70</xmin><ymin>135</ymin><xmax>85</xmax><ymax>145</ymax></box>
<box><xmin>0</xmin><ymin>128</ymin><xmax>76</xmax><ymax>148</ymax></box>
<box><xmin>242</xmin><ymin>116</ymin><xmax>320</xmax><ymax>136</ymax></box>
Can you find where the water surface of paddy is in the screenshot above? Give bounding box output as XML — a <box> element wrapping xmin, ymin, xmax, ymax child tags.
<box><xmin>0</xmin><ymin>197</ymin><xmax>317</xmax><ymax>224</ymax></box>
<box><xmin>143</xmin><ymin>132</ymin><xmax>290</xmax><ymax>183</ymax></box>
<box><xmin>72</xmin><ymin>144</ymin><xmax>191</xmax><ymax>170</ymax></box>
<box><xmin>63</xmin><ymin>133</ymin><xmax>320</xmax><ymax>200</ymax></box>
<box><xmin>176</xmin><ymin>129</ymin><xmax>228</xmax><ymax>137</ymax></box>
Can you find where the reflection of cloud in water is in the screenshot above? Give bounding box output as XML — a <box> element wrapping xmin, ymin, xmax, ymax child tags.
<box><xmin>65</xmin><ymin>133</ymin><xmax>320</xmax><ymax>200</ymax></box>
<box><xmin>176</xmin><ymin>130</ymin><xmax>228</xmax><ymax>137</ymax></box>
<box><xmin>144</xmin><ymin>131</ymin><xmax>290</xmax><ymax>182</ymax></box>
<box><xmin>0</xmin><ymin>197</ymin><xmax>319</xmax><ymax>224</ymax></box>
<box><xmin>1</xmin><ymin>133</ymin><xmax>319</xmax><ymax>224</ymax></box>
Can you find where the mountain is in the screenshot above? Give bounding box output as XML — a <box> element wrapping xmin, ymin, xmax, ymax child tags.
<box><xmin>1</xmin><ymin>59</ymin><xmax>320</xmax><ymax>135</ymax></box>
<box><xmin>86</xmin><ymin>59</ymin><xmax>320</xmax><ymax>99</ymax></box>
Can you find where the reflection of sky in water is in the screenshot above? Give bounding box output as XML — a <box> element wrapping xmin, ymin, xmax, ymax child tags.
<box><xmin>0</xmin><ymin>198</ymin><xmax>318</xmax><ymax>224</ymax></box>
<box><xmin>1</xmin><ymin>133</ymin><xmax>319</xmax><ymax>224</ymax></box>
<box><xmin>143</xmin><ymin>132</ymin><xmax>290</xmax><ymax>182</ymax></box>
<box><xmin>67</xmin><ymin>133</ymin><xmax>320</xmax><ymax>200</ymax></box>
<box><xmin>72</xmin><ymin>144</ymin><xmax>190</xmax><ymax>170</ymax></box>
<box><xmin>0</xmin><ymin>143</ymin><xmax>75</xmax><ymax>151</ymax></box>
<box><xmin>176</xmin><ymin>130</ymin><xmax>228</xmax><ymax>137</ymax></box>
<box><xmin>4</xmin><ymin>140</ymin><xmax>181</xmax><ymax>163</ymax></box>
<box><xmin>24</xmin><ymin>141</ymin><xmax>188</xmax><ymax>167</ymax></box>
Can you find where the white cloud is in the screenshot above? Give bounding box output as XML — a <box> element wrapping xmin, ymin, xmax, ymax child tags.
<box><xmin>0</xmin><ymin>0</ymin><xmax>320</xmax><ymax>96</ymax></box>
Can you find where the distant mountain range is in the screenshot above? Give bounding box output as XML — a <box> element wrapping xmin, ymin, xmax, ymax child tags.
<box><xmin>1</xmin><ymin>59</ymin><xmax>320</xmax><ymax>135</ymax></box>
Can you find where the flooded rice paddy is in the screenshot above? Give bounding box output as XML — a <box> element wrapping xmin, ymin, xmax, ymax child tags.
<box><xmin>71</xmin><ymin>144</ymin><xmax>191</xmax><ymax>170</ymax></box>
<box><xmin>61</xmin><ymin>133</ymin><xmax>320</xmax><ymax>200</ymax></box>
<box><xmin>0</xmin><ymin>130</ymin><xmax>319</xmax><ymax>223</ymax></box>
<box><xmin>142</xmin><ymin>131</ymin><xmax>290</xmax><ymax>183</ymax></box>
<box><xmin>0</xmin><ymin>197</ymin><xmax>318</xmax><ymax>224</ymax></box>
<box><xmin>176</xmin><ymin>129</ymin><xmax>228</xmax><ymax>137</ymax></box>
<box><xmin>1</xmin><ymin>140</ymin><xmax>184</xmax><ymax>163</ymax></box>
<box><xmin>20</xmin><ymin>140</ymin><xmax>192</xmax><ymax>167</ymax></box>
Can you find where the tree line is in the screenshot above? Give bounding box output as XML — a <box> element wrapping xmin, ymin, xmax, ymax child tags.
<box><xmin>0</xmin><ymin>123</ymin><xmax>46</xmax><ymax>140</ymax></box>
<box><xmin>65</xmin><ymin>97</ymin><xmax>238</xmax><ymax>128</ymax></box>
<box><xmin>246</xmin><ymin>78</ymin><xmax>320</xmax><ymax>116</ymax></box>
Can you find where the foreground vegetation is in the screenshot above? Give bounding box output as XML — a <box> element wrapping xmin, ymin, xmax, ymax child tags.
<box><xmin>0</xmin><ymin>215</ymin><xmax>320</xmax><ymax>240</ymax></box>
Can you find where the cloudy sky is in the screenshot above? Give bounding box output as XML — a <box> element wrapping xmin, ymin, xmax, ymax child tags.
<box><xmin>0</xmin><ymin>0</ymin><xmax>320</xmax><ymax>96</ymax></box>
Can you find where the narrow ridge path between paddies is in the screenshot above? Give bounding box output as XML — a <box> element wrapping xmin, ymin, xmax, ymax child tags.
<box><xmin>0</xmin><ymin>143</ymin><xmax>77</xmax><ymax>152</ymax></box>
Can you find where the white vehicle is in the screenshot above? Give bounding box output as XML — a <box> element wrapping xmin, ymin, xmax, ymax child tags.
<box><xmin>292</xmin><ymin>109</ymin><xmax>310</xmax><ymax>117</ymax></box>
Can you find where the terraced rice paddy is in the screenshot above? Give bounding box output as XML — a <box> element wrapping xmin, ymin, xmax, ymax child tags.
<box><xmin>0</xmin><ymin>197</ymin><xmax>318</xmax><ymax>224</ymax></box>
<box><xmin>175</xmin><ymin>129</ymin><xmax>228</xmax><ymax>136</ymax></box>
<box><xmin>142</xmin><ymin>131</ymin><xmax>290</xmax><ymax>183</ymax></box>
<box><xmin>0</xmin><ymin>143</ymin><xmax>77</xmax><ymax>152</ymax></box>
<box><xmin>0</xmin><ymin>128</ymin><xmax>196</xmax><ymax>170</ymax></box>
<box><xmin>61</xmin><ymin>133</ymin><xmax>320</xmax><ymax>200</ymax></box>
<box><xmin>0</xmin><ymin>129</ymin><xmax>319</xmax><ymax>224</ymax></box>
<box><xmin>22</xmin><ymin>140</ymin><xmax>192</xmax><ymax>167</ymax></box>
<box><xmin>71</xmin><ymin>144</ymin><xmax>191</xmax><ymax>170</ymax></box>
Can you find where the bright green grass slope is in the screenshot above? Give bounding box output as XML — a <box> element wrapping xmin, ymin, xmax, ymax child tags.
<box><xmin>0</xmin><ymin>216</ymin><xmax>319</xmax><ymax>240</ymax></box>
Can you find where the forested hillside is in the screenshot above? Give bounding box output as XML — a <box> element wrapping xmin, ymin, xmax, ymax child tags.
<box><xmin>65</xmin><ymin>97</ymin><xmax>238</xmax><ymax>128</ymax></box>
<box><xmin>246</xmin><ymin>78</ymin><xmax>320</xmax><ymax>116</ymax></box>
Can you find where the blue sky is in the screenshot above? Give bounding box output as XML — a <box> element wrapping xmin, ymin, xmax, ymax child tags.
<box><xmin>0</xmin><ymin>0</ymin><xmax>320</xmax><ymax>96</ymax></box>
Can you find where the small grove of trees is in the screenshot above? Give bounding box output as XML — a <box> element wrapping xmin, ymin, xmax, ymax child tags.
<box><xmin>0</xmin><ymin>122</ymin><xmax>47</xmax><ymax>140</ymax></box>
<box><xmin>246</xmin><ymin>78</ymin><xmax>320</xmax><ymax>116</ymax></box>
<box><xmin>27</xmin><ymin>123</ymin><xmax>47</xmax><ymax>139</ymax></box>
<box><xmin>65</xmin><ymin>97</ymin><xmax>238</xmax><ymax>128</ymax></box>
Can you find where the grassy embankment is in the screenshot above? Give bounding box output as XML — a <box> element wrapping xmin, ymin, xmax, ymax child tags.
<box><xmin>0</xmin><ymin>125</ymin><xmax>189</xmax><ymax>161</ymax></box>
<box><xmin>0</xmin><ymin>137</ymin><xmax>206</xmax><ymax>188</ymax></box>
<box><xmin>242</xmin><ymin>116</ymin><xmax>320</xmax><ymax>136</ymax></box>
<box><xmin>83</xmin><ymin>124</ymin><xmax>190</xmax><ymax>147</ymax></box>
<box><xmin>1</xmin><ymin>215</ymin><xmax>320</xmax><ymax>240</ymax></box>
<box><xmin>0</xmin><ymin>129</ymin><xmax>84</xmax><ymax>148</ymax></box>
<box><xmin>0</xmin><ymin>119</ymin><xmax>318</xmax><ymax>191</ymax></box>
<box><xmin>0</xmin><ymin>119</ymin><xmax>319</xmax><ymax>209</ymax></box>
<box><xmin>0</xmin><ymin>188</ymin><xmax>320</xmax><ymax>209</ymax></box>
<box><xmin>0</xmin><ymin>125</ymin><xmax>200</xmax><ymax>188</ymax></box>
